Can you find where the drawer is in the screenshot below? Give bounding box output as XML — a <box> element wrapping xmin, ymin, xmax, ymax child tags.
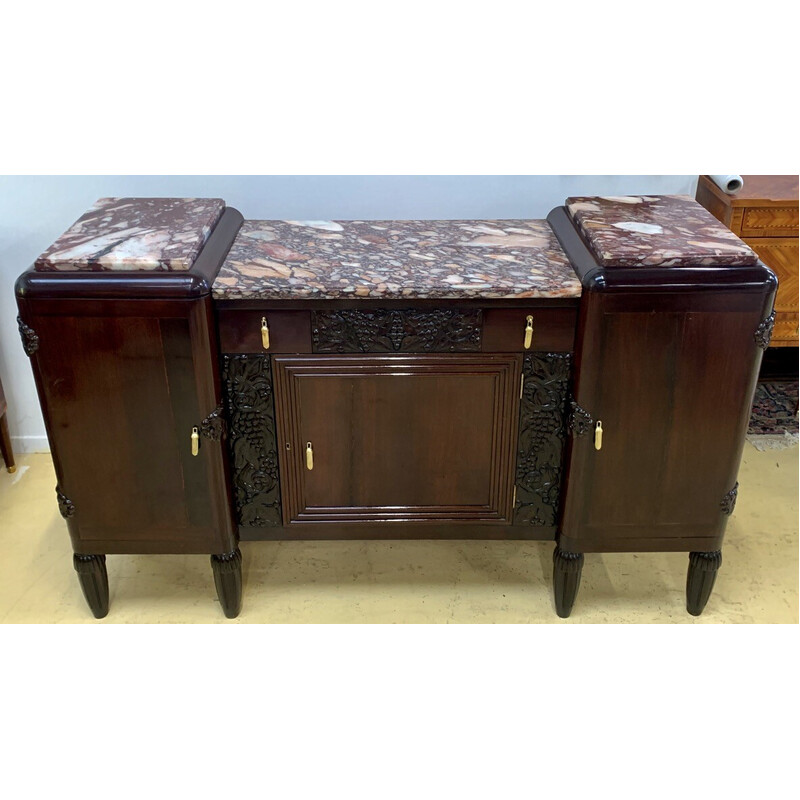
<box><xmin>482</xmin><ymin>307</ymin><xmax>577</xmax><ymax>352</ymax></box>
<box><xmin>217</xmin><ymin>309</ymin><xmax>312</xmax><ymax>354</ymax></box>
<box><xmin>740</xmin><ymin>206</ymin><xmax>798</xmax><ymax>237</ymax></box>
<box><xmin>218</xmin><ymin>306</ymin><xmax>578</xmax><ymax>354</ymax></box>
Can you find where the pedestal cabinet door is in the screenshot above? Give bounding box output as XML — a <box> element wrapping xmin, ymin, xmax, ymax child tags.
<box><xmin>20</xmin><ymin>296</ymin><xmax>236</xmax><ymax>555</ymax></box>
<box><xmin>272</xmin><ymin>354</ymin><xmax>520</xmax><ymax>524</ymax></box>
<box><xmin>559</xmin><ymin>290</ymin><xmax>770</xmax><ymax>553</ymax></box>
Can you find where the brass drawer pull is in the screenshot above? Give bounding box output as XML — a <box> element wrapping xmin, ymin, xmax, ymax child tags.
<box><xmin>191</xmin><ymin>427</ymin><xmax>200</xmax><ymax>456</ymax></box>
<box><xmin>523</xmin><ymin>315</ymin><xmax>534</xmax><ymax>349</ymax></box>
<box><xmin>261</xmin><ymin>316</ymin><xmax>270</xmax><ymax>350</ymax></box>
<box><xmin>306</xmin><ymin>442</ymin><xmax>314</xmax><ymax>470</ymax></box>
<box><xmin>594</xmin><ymin>421</ymin><xmax>603</xmax><ymax>451</ymax></box>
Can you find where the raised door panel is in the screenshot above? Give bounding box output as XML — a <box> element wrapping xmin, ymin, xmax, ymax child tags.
<box><xmin>22</xmin><ymin>298</ymin><xmax>235</xmax><ymax>554</ymax></box>
<box><xmin>273</xmin><ymin>354</ymin><xmax>520</xmax><ymax>524</ymax></box>
<box><xmin>561</xmin><ymin>291</ymin><xmax>768</xmax><ymax>552</ymax></box>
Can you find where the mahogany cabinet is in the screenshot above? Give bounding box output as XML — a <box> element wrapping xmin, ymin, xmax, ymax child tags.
<box><xmin>15</xmin><ymin>207</ymin><xmax>245</xmax><ymax>617</ymax></box>
<box><xmin>15</xmin><ymin>197</ymin><xmax>776</xmax><ymax>620</ymax></box>
<box><xmin>548</xmin><ymin>204</ymin><xmax>776</xmax><ymax>616</ymax></box>
<box><xmin>219</xmin><ymin>303</ymin><xmax>575</xmax><ymax>543</ymax></box>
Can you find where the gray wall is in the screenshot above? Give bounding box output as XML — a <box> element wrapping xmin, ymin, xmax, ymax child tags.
<box><xmin>0</xmin><ymin>175</ymin><xmax>696</xmax><ymax>451</ymax></box>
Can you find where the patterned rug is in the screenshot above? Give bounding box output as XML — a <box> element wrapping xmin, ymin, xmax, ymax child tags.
<box><xmin>747</xmin><ymin>381</ymin><xmax>799</xmax><ymax>450</ymax></box>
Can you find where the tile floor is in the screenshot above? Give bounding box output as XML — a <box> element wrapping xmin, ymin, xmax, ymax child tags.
<box><xmin>0</xmin><ymin>446</ymin><xmax>797</xmax><ymax>623</ymax></box>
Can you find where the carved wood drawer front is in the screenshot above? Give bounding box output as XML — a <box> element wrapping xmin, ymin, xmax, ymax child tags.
<box><xmin>217</xmin><ymin>310</ymin><xmax>312</xmax><ymax>354</ymax></box>
<box><xmin>310</xmin><ymin>308</ymin><xmax>482</xmax><ymax>353</ymax></box>
<box><xmin>482</xmin><ymin>307</ymin><xmax>577</xmax><ymax>352</ymax></box>
<box><xmin>740</xmin><ymin>207</ymin><xmax>799</xmax><ymax>237</ymax></box>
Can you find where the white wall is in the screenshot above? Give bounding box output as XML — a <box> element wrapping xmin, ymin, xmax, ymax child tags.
<box><xmin>0</xmin><ymin>175</ymin><xmax>696</xmax><ymax>452</ymax></box>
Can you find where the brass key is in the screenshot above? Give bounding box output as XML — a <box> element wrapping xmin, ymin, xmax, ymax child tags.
<box><xmin>594</xmin><ymin>421</ymin><xmax>603</xmax><ymax>451</ymax></box>
<box><xmin>191</xmin><ymin>427</ymin><xmax>200</xmax><ymax>456</ymax></box>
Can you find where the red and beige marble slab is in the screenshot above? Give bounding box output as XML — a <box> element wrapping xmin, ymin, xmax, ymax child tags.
<box><xmin>212</xmin><ymin>219</ymin><xmax>582</xmax><ymax>300</ymax></box>
<box><xmin>566</xmin><ymin>194</ymin><xmax>758</xmax><ymax>267</ymax></box>
<box><xmin>35</xmin><ymin>197</ymin><xmax>226</xmax><ymax>271</ymax></box>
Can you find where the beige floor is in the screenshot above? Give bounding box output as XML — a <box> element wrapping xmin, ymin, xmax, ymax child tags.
<box><xmin>0</xmin><ymin>446</ymin><xmax>797</xmax><ymax>623</ymax></box>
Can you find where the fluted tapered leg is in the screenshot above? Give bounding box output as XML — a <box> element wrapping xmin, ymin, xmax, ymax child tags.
<box><xmin>553</xmin><ymin>546</ymin><xmax>584</xmax><ymax>618</ymax></box>
<box><xmin>211</xmin><ymin>548</ymin><xmax>242</xmax><ymax>619</ymax></box>
<box><xmin>686</xmin><ymin>550</ymin><xmax>722</xmax><ymax>616</ymax></box>
<box><xmin>73</xmin><ymin>554</ymin><xmax>109</xmax><ymax>619</ymax></box>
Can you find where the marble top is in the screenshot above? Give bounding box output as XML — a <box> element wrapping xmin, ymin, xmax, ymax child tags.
<box><xmin>212</xmin><ymin>219</ymin><xmax>581</xmax><ymax>300</ymax></box>
<box><xmin>566</xmin><ymin>195</ymin><xmax>758</xmax><ymax>267</ymax></box>
<box><xmin>35</xmin><ymin>197</ymin><xmax>225</xmax><ymax>271</ymax></box>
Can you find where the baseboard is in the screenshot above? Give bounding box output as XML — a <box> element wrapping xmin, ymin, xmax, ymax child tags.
<box><xmin>11</xmin><ymin>436</ymin><xmax>50</xmax><ymax>454</ymax></box>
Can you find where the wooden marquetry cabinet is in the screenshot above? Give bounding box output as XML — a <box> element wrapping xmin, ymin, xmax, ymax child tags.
<box><xmin>696</xmin><ymin>175</ymin><xmax>798</xmax><ymax>347</ymax></box>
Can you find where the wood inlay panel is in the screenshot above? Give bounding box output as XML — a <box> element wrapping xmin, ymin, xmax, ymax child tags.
<box><xmin>745</xmin><ymin>237</ymin><xmax>799</xmax><ymax>345</ymax></box>
<box><xmin>696</xmin><ymin>175</ymin><xmax>798</xmax><ymax>349</ymax></box>
<box><xmin>741</xmin><ymin>207</ymin><xmax>799</xmax><ymax>237</ymax></box>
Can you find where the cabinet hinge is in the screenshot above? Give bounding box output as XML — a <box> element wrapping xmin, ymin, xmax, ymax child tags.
<box><xmin>720</xmin><ymin>482</ymin><xmax>739</xmax><ymax>515</ymax></box>
<box><xmin>17</xmin><ymin>316</ymin><xmax>39</xmax><ymax>357</ymax></box>
<box><xmin>568</xmin><ymin>399</ymin><xmax>594</xmax><ymax>436</ymax></box>
<box><xmin>56</xmin><ymin>485</ymin><xmax>75</xmax><ymax>519</ymax></box>
<box><xmin>754</xmin><ymin>311</ymin><xmax>776</xmax><ymax>350</ymax></box>
<box><xmin>520</xmin><ymin>373</ymin><xmax>525</xmax><ymax>399</ymax></box>
<box><xmin>513</xmin><ymin>485</ymin><xmax>517</xmax><ymax>506</ymax></box>
<box><xmin>200</xmin><ymin>405</ymin><xmax>226</xmax><ymax>441</ymax></box>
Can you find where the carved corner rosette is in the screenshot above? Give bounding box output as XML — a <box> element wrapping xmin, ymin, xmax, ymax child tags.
<box><xmin>513</xmin><ymin>352</ymin><xmax>572</xmax><ymax>527</ymax></box>
<box><xmin>568</xmin><ymin>399</ymin><xmax>593</xmax><ymax>436</ymax></box>
<box><xmin>720</xmin><ymin>482</ymin><xmax>739</xmax><ymax>515</ymax></box>
<box><xmin>754</xmin><ymin>311</ymin><xmax>775</xmax><ymax>350</ymax></box>
<box><xmin>200</xmin><ymin>405</ymin><xmax>226</xmax><ymax>441</ymax></box>
<box><xmin>17</xmin><ymin>316</ymin><xmax>39</xmax><ymax>357</ymax></box>
<box><xmin>55</xmin><ymin>485</ymin><xmax>75</xmax><ymax>519</ymax></box>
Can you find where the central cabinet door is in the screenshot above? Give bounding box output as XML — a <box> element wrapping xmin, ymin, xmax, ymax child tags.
<box><xmin>272</xmin><ymin>354</ymin><xmax>521</xmax><ymax>524</ymax></box>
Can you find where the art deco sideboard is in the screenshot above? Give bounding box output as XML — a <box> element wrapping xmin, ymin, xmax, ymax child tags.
<box><xmin>15</xmin><ymin>195</ymin><xmax>776</xmax><ymax>619</ymax></box>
